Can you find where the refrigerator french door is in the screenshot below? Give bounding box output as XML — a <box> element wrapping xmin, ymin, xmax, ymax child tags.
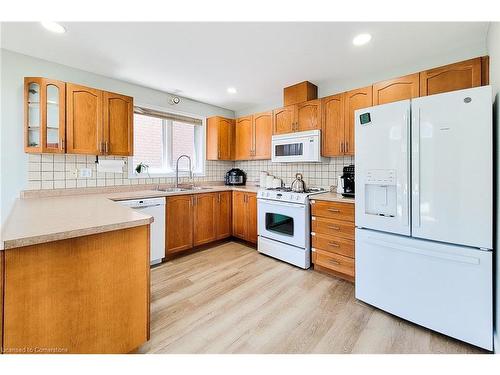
<box><xmin>354</xmin><ymin>86</ymin><xmax>493</xmax><ymax>351</ymax></box>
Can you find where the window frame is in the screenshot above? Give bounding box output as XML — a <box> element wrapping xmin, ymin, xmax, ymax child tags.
<box><xmin>128</xmin><ymin>103</ymin><xmax>206</xmax><ymax>179</ymax></box>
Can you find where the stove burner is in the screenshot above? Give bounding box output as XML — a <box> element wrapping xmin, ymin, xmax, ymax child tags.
<box><xmin>265</xmin><ymin>187</ymin><xmax>325</xmax><ymax>194</ymax></box>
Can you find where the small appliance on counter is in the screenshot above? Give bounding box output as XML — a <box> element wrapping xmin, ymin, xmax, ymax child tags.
<box><xmin>225</xmin><ymin>168</ymin><xmax>246</xmax><ymax>186</ymax></box>
<box><xmin>340</xmin><ymin>164</ymin><xmax>355</xmax><ymax>197</ymax></box>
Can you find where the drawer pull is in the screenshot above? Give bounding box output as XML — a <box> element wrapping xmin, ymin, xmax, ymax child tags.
<box><xmin>328</xmin><ymin>242</ymin><xmax>340</xmax><ymax>247</ymax></box>
<box><xmin>327</xmin><ymin>225</ymin><xmax>340</xmax><ymax>230</ymax></box>
<box><xmin>327</xmin><ymin>208</ymin><xmax>340</xmax><ymax>213</ymax></box>
<box><xmin>328</xmin><ymin>259</ymin><xmax>341</xmax><ymax>265</ymax></box>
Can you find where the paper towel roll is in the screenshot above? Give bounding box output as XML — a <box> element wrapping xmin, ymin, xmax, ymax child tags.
<box><xmin>97</xmin><ymin>159</ymin><xmax>125</xmax><ymax>173</ymax></box>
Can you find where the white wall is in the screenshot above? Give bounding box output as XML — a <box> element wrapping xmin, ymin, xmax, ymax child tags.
<box><xmin>0</xmin><ymin>49</ymin><xmax>234</xmax><ymax>230</ymax></box>
<box><xmin>235</xmin><ymin>47</ymin><xmax>488</xmax><ymax>117</ymax></box>
<box><xmin>487</xmin><ymin>21</ymin><xmax>500</xmax><ymax>353</ymax></box>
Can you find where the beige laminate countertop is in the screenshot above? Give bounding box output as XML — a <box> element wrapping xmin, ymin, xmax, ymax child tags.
<box><xmin>310</xmin><ymin>192</ymin><xmax>355</xmax><ymax>204</ymax></box>
<box><xmin>1</xmin><ymin>185</ymin><xmax>260</xmax><ymax>250</ymax></box>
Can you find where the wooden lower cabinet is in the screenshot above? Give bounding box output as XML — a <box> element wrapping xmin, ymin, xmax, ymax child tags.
<box><xmin>166</xmin><ymin>195</ymin><xmax>194</xmax><ymax>254</ymax></box>
<box><xmin>2</xmin><ymin>226</ymin><xmax>150</xmax><ymax>354</ymax></box>
<box><xmin>0</xmin><ymin>251</ymin><xmax>3</xmax><ymax>352</ymax></box>
<box><xmin>167</xmin><ymin>191</ymin><xmax>235</xmax><ymax>256</ymax></box>
<box><xmin>193</xmin><ymin>193</ymin><xmax>217</xmax><ymax>246</ymax></box>
<box><xmin>216</xmin><ymin>191</ymin><xmax>232</xmax><ymax>240</ymax></box>
<box><xmin>310</xmin><ymin>199</ymin><xmax>355</xmax><ymax>282</ymax></box>
<box><xmin>232</xmin><ymin>191</ymin><xmax>257</xmax><ymax>244</ymax></box>
<box><xmin>247</xmin><ymin>193</ymin><xmax>258</xmax><ymax>244</ymax></box>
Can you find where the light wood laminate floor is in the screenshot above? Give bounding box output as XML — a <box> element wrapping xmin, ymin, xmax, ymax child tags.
<box><xmin>138</xmin><ymin>241</ymin><xmax>485</xmax><ymax>354</ymax></box>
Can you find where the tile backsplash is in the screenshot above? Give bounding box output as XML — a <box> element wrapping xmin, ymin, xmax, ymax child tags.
<box><xmin>26</xmin><ymin>154</ymin><xmax>233</xmax><ymax>190</ymax></box>
<box><xmin>26</xmin><ymin>154</ymin><xmax>353</xmax><ymax>191</ymax></box>
<box><xmin>234</xmin><ymin>156</ymin><xmax>354</xmax><ymax>189</ymax></box>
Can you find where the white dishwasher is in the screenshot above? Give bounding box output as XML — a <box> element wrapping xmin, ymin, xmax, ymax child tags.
<box><xmin>117</xmin><ymin>197</ymin><xmax>166</xmax><ymax>265</ymax></box>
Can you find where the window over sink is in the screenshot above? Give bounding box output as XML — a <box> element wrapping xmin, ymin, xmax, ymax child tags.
<box><xmin>129</xmin><ymin>106</ymin><xmax>205</xmax><ymax>177</ymax></box>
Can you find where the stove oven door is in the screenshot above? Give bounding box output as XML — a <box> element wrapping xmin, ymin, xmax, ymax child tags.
<box><xmin>257</xmin><ymin>199</ymin><xmax>308</xmax><ymax>248</ymax></box>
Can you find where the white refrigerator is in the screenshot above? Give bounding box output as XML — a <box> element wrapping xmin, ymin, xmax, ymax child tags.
<box><xmin>354</xmin><ymin>86</ymin><xmax>493</xmax><ymax>351</ymax></box>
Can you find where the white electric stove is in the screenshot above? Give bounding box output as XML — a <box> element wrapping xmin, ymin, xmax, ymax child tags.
<box><xmin>257</xmin><ymin>187</ymin><xmax>325</xmax><ymax>269</ymax></box>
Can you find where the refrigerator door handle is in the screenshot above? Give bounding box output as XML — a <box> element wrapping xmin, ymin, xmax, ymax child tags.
<box><xmin>402</xmin><ymin>110</ymin><xmax>410</xmax><ymax>228</ymax></box>
<box><xmin>412</xmin><ymin>107</ymin><xmax>421</xmax><ymax>228</ymax></box>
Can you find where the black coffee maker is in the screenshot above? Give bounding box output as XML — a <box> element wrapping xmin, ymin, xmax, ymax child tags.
<box><xmin>225</xmin><ymin>168</ymin><xmax>246</xmax><ymax>186</ymax></box>
<box><xmin>340</xmin><ymin>164</ymin><xmax>355</xmax><ymax>197</ymax></box>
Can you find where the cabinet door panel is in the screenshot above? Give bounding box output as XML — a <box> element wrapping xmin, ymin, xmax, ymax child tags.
<box><xmin>103</xmin><ymin>91</ymin><xmax>133</xmax><ymax>156</ymax></box>
<box><xmin>206</xmin><ymin>117</ymin><xmax>219</xmax><ymax>160</ymax></box>
<box><xmin>321</xmin><ymin>94</ymin><xmax>344</xmax><ymax>157</ymax></box>
<box><xmin>66</xmin><ymin>83</ymin><xmax>102</xmax><ymax>155</ymax></box>
<box><xmin>247</xmin><ymin>193</ymin><xmax>258</xmax><ymax>244</ymax></box>
<box><xmin>218</xmin><ymin>117</ymin><xmax>234</xmax><ymax>160</ymax></box>
<box><xmin>235</xmin><ymin>116</ymin><xmax>253</xmax><ymax>160</ymax></box>
<box><xmin>373</xmin><ymin>73</ymin><xmax>419</xmax><ymax>105</ymax></box>
<box><xmin>166</xmin><ymin>195</ymin><xmax>193</xmax><ymax>254</ymax></box>
<box><xmin>232</xmin><ymin>191</ymin><xmax>247</xmax><ymax>240</ymax></box>
<box><xmin>420</xmin><ymin>57</ymin><xmax>482</xmax><ymax>96</ymax></box>
<box><xmin>216</xmin><ymin>191</ymin><xmax>232</xmax><ymax>239</ymax></box>
<box><xmin>297</xmin><ymin>99</ymin><xmax>321</xmax><ymax>131</ymax></box>
<box><xmin>273</xmin><ymin>106</ymin><xmax>295</xmax><ymax>134</ymax></box>
<box><xmin>344</xmin><ymin>86</ymin><xmax>372</xmax><ymax>156</ymax></box>
<box><xmin>193</xmin><ymin>193</ymin><xmax>217</xmax><ymax>246</ymax></box>
<box><xmin>253</xmin><ymin>112</ymin><xmax>272</xmax><ymax>160</ymax></box>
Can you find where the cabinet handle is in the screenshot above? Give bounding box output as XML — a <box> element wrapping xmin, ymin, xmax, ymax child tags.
<box><xmin>218</xmin><ymin>148</ymin><xmax>221</xmax><ymax>159</ymax></box>
<box><xmin>345</xmin><ymin>141</ymin><xmax>349</xmax><ymax>153</ymax></box>
<box><xmin>60</xmin><ymin>139</ymin><xmax>65</xmax><ymax>151</ymax></box>
<box><xmin>328</xmin><ymin>242</ymin><xmax>340</xmax><ymax>247</ymax></box>
<box><xmin>327</xmin><ymin>225</ymin><xmax>340</xmax><ymax>231</ymax></box>
<box><xmin>340</xmin><ymin>142</ymin><xmax>344</xmax><ymax>153</ymax></box>
<box><xmin>327</xmin><ymin>208</ymin><xmax>340</xmax><ymax>213</ymax></box>
<box><xmin>328</xmin><ymin>259</ymin><xmax>341</xmax><ymax>265</ymax></box>
<box><xmin>105</xmin><ymin>141</ymin><xmax>109</xmax><ymax>154</ymax></box>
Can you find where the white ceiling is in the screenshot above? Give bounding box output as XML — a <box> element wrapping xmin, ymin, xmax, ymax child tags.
<box><xmin>1</xmin><ymin>22</ymin><xmax>490</xmax><ymax>112</ymax></box>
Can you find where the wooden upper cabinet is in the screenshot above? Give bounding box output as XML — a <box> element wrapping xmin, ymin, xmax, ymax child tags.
<box><xmin>253</xmin><ymin>111</ymin><xmax>272</xmax><ymax>160</ymax></box>
<box><xmin>193</xmin><ymin>193</ymin><xmax>217</xmax><ymax>247</ymax></box>
<box><xmin>216</xmin><ymin>191</ymin><xmax>232</xmax><ymax>240</ymax></box>
<box><xmin>24</xmin><ymin>77</ymin><xmax>66</xmax><ymax>154</ymax></box>
<box><xmin>273</xmin><ymin>105</ymin><xmax>295</xmax><ymax>134</ymax></box>
<box><xmin>206</xmin><ymin>116</ymin><xmax>234</xmax><ymax>160</ymax></box>
<box><xmin>284</xmin><ymin>81</ymin><xmax>318</xmax><ymax>106</ymax></box>
<box><xmin>235</xmin><ymin>115</ymin><xmax>253</xmax><ymax>160</ymax></box>
<box><xmin>321</xmin><ymin>94</ymin><xmax>344</xmax><ymax>157</ymax></box>
<box><xmin>66</xmin><ymin>83</ymin><xmax>103</xmax><ymax>155</ymax></box>
<box><xmin>420</xmin><ymin>57</ymin><xmax>482</xmax><ymax>96</ymax></box>
<box><xmin>373</xmin><ymin>73</ymin><xmax>420</xmax><ymax>105</ymax></box>
<box><xmin>103</xmin><ymin>91</ymin><xmax>133</xmax><ymax>156</ymax></box>
<box><xmin>344</xmin><ymin>86</ymin><xmax>372</xmax><ymax>156</ymax></box>
<box><xmin>166</xmin><ymin>195</ymin><xmax>194</xmax><ymax>254</ymax></box>
<box><xmin>296</xmin><ymin>99</ymin><xmax>322</xmax><ymax>132</ymax></box>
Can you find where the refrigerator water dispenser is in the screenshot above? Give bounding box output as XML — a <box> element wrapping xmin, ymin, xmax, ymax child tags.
<box><xmin>364</xmin><ymin>169</ymin><xmax>397</xmax><ymax>217</ymax></box>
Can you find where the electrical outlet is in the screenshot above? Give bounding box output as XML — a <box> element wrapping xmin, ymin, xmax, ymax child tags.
<box><xmin>79</xmin><ymin>168</ymin><xmax>92</xmax><ymax>178</ymax></box>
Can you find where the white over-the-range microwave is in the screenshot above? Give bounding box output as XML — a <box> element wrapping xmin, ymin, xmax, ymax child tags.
<box><xmin>271</xmin><ymin>129</ymin><xmax>323</xmax><ymax>163</ymax></box>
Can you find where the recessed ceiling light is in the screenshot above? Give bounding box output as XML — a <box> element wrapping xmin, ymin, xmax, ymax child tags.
<box><xmin>41</xmin><ymin>22</ymin><xmax>66</xmax><ymax>34</ymax></box>
<box><xmin>353</xmin><ymin>33</ymin><xmax>372</xmax><ymax>46</ymax></box>
<box><xmin>227</xmin><ymin>87</ymin><xmax>237</xmax><ymax>94</ymax></box>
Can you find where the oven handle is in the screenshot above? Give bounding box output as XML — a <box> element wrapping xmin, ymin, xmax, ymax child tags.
<box><xmin>257</xmin><ymin>199</ymin><xmax>306</xmax><ymax>209</ymax></box>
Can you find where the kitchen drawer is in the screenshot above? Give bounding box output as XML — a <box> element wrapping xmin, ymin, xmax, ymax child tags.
<box><xmin>312</xmin><ymin>216</ymin><xmax>354</xmax><ymax>240</ymax></box>
<box><xmin>310</xmin><ymin>200</ymin><xmax>354</xmax><ymax>222</ymax></box>
<box><xmin>312</xmin><ymin>232</ymin><xmax>355</xmax><ymax>258</ymax></box>
<box><xmin>313</xmin><ymin>249</ymin><xmax>355</xmax><ymax>278</ymax></box>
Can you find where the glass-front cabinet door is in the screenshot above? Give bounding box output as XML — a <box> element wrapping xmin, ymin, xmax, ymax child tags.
<box><xmin>24</xmin><ymin>77</ymin><xmax>66</xmax><ymax>153</ymax></box>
